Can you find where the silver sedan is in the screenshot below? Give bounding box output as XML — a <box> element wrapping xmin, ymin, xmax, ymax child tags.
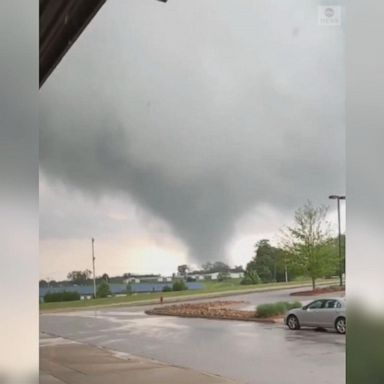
<box><xmin>285</xmin><ymin>297</ymin><xmax>346</xmax><ymax>334</ymax></box>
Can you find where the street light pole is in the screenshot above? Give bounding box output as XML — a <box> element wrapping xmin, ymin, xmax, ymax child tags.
<box><xmin>92</xmin><ymin>237</ymin><xmax>96</xmax><ymax>298</ymax></box>
<box><xmin>328</xmin><ymin>195</ymin><xmax>346</xmax><ymax>286</ymax></box>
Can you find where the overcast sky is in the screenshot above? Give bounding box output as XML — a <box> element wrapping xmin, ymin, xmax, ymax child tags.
<box><xmin>39</xmin><ymin>0</ymin><xmax>345</xmax><ymax>280</ymax></box>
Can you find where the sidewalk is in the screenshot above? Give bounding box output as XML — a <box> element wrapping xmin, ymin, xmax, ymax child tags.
<box><xmin>40</xmin><ymin>334</ymin><xmax>239</xmax><ymax>384</ymax></box>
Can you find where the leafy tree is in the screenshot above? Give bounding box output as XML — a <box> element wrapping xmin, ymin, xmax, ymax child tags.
<box><xmin>101</xmin><ymin>273</ymin><xmax>109</xmax><ymax>282</ymax></box>
<box><xmin>177</xmin><ymin>264</ymin><xmax>189</xmax><ymax>277</ymax></box>
<box><xmin>254</xmin><ymin>240</ymin><xmax>291</xmax><ymax>282</ymax></box>
<box><xmin>326</xmin><ymin>234</ymin><xmax>345</xmax><ymax>279</ymax></box>
<box><xmin>96</xmin><ymin>281</ymin><xmax>111</xmax><ymax>298</ymax></box>
<box><xmin>240</xmin><ymin>270</ymin><xmax>261</xmax><ymax>285</ymax></box>
<box><xmin>202</xmin><ymin>262</ymin><xmax>213</xmax><ymax>272</ymax></box>
<box><xmin>244</xmin><ymin>240</ymin><xmax>279</xmax><ymax>283</ymax></box>
<box><xmin>201</xmin><ymin>261</ymin><xmax>230</xmax><ymax>273</ymax></box>
<box><xmin>281</xmin><ymin>201</ymin><xmax>334</xmax><ymax>290</ymax></box>
<box><xmin>212</xmin><ymin>261</ymin><xmax>230</xmax><ymax>273</ymax></box>
<box><xmin>254</xmin><ymin>240</ymin><xmax>275</xmax><ymax>282</ymax></box>
<box><xmin>67</xmin><ymin>269</ymin><xmax>92</xmax><ymax>285</ymax></box>
<box><xmin>39</xmin><ymin>279</ymin><xmax>48</xmax><ymax>288</ymax></box>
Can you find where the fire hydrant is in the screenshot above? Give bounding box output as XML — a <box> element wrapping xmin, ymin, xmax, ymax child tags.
<box><xmin>160</xmin><ymin>296</ymin><xmax>164</xmax><ymax>304</ymax></box>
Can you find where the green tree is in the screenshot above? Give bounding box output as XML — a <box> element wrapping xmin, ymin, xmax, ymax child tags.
<box><xmin>202</xmin><ymin>262</ymin><xmax>213</xmax><ymax>272</ymax></box>
<box><xmin>243</xmin><ymin>240</ymin><xmax>287</xmax><ymax>283</ymax></box>
<box><xmin>254</xmin><ymin>240</ymin><xmax>275</xmax><ymax>282</ymax></box>
<box><xmin>177</xmin><ymin>264</ymin><xmax>189</xmax><ymax>277</ymax></box>
<box><xmin>67</xmin><ymin>269</ymin><xmax>92</xmax><ymax>285</ymax></box>
<box><xmin>201</xmin><ymin>261</ymin><xmax>230</xmax><ymax>273</ymax></box>
<box><xmin>281</xmin><ymin>201</ymin><xmax>334</xmax><ymax>290</ymax></box>
<box><xmin>96</xmin><ymin>281</ymin><xmax>111</xmax><ymax>298</ymax></box>
<box><xmin>212</xmin><ymin>261</ymin><xmax>230</xmax><ymax>273</ymax></box>
<box><xmin>101</xmin><ymin>273</ymin><xmax>109</xmax><ymax>283</ymax></box>
<box><xmin>240</xmin><ymin>269</ymin><xmax>261</xmax><ymax>285</ymax></box>
<box><xmin>326</xmin><ymin>234</ymin><xmax>345</xmax><ymax>279</ymax></box>
<box><xmin>172</xmin><ymin>280</ymin><xmax>188</xmax><ymax>291</ymax></box>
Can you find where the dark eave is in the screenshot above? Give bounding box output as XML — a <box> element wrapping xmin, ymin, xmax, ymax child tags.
<box><xmin>40</xmin><ymin>0</ymin><xmax>107</xmax><ymax>88</ymax></box>
<box><xmin>39</xmin><ymin>0</ymin><xmax>168</xmax><ymax>88</ymax></box>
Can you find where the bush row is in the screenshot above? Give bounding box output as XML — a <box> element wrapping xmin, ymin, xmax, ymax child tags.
<box><xmin>43</xmin><ymin>280</ymin><xmax>189</xmax><ymax>302</ymax></box>
<box><xmin>256</xmin><ymin>301</ymin><xmax>302</xmax><ymax>318</ymax></box>
<box><xmin>44</xmin><ymin>291</ymin><xmax>80</xmax><ymax>302</ymax></box>
<box><xmin>162</xmin><ymin>280</ymin><xmax>188</xmax><ymax>292</ymax></box>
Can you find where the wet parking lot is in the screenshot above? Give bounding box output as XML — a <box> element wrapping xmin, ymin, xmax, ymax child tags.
<box><xmin>40</xmin><ymin>288</ymin><xmax>345</xmax><ymax>384</ymax></box>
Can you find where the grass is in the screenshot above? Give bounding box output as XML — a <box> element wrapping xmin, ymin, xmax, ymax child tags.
<box><xmin>40</xmin><ymin>277</ymin><xmax>337</xmax><ymax>312</ymax></box>
<box><xmin>256</xmin><ymin>301</ymin><xmax>302</xmax><ymax>318</ymax></box>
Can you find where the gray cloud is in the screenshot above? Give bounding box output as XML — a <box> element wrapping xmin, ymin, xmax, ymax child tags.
<box><xmin>40</xmin><ymin>0</ymin><xmax>345</xmax><ymax>262</ymax></box>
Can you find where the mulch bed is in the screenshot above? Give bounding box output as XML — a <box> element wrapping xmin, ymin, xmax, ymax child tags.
<box><xmin>290</xmin><ymin>286</ymin><xmax>345</xmax><ymax>296</ymax></box>
<box><xmin>145</xmin><ymin>301</ymin><xmax>279</xmax><ymax>323</ymax></box>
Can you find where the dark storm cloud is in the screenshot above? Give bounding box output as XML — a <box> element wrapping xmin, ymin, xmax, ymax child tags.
<box><xmin>40</xmin><ymin>0</ymin><xmax>345</xmax><ymax>262</ymax></box>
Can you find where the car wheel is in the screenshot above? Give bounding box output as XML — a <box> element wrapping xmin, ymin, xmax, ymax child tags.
<box><xmin>287</xmin><ymin>315</ymin><xmax>300</xmax><ymax>330</ymax></box>
<box><xmin>335</xmin><ymin>317</ymin><xmax>346</xmax><ymax>334</ymax></box>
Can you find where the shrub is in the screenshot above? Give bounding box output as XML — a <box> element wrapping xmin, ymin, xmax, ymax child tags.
<box><xmin>96</xmin><ymin>281</ymin><xmax>111</xmax><ymax>298</ymax></box>
<box><xmin>240</xmin><ymin>270</ymin><xmax>261</xmax><ymax>285</ymax></box>
<box><xmin>172</xmin><ymin>280</ymin><xmax>188</xmax><ymax>291</ymax></box>
<box><xmin>162</xmin><ymin>285</ymin><xmax>172</xmax><ymax>292</ymax></box>
<box><xmin>44</xmin><ymin>291</ymin><xmax>80</xmax><ymax>303</ymax></box>
<box><xmin>256</xmin><ymin>301</ymin><xmax>302</xmax><ymax>318</ymax></box>
<box><xmin>286</xmin><ymin>301</ymin><xmax>302</xmax><ymax>310</ymax></box>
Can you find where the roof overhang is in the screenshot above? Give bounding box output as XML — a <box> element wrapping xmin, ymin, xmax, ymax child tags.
<box><xmin>39</xmin><ymin>0</ymin><xmax>168</xmax><ymax>88</ymax></box>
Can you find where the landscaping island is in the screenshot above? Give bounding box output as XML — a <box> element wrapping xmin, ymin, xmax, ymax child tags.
<box><xmin>145</xmin><ymin>300</ymin><xmax>300</xmax><ymax>323</ymax></box>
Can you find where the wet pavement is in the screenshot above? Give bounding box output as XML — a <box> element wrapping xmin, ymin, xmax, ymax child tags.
<box><xmin>40</xmin><ymin>333</ymin><xmax>238</xmax><ymax>384</ymax></box>
<box><xmin>40</xmin><ymin>288</ymin><xmax>345</xmax><ymax>384</ymax></box>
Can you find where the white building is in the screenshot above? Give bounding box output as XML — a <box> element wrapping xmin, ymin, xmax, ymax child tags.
<box><xmin>124</xmin><ymin>277</ymin><xmax>140</xmax><ymax>284</ymax></box>
<box><xmin>229</xmin><ymin>272</ymin><xmax>244</xmax><ymax>279</ymax></box>
<box><xmin>157</xmin><ymin>276</ymin><xmax>172</xmax><ymax>282</ymax></box>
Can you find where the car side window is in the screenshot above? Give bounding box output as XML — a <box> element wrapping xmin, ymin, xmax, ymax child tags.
<box><xmin>308</xmin><ymin>300</ymin><xmax>324</xmax><ymax>309</ymax></box>
<box><xmin>324</xmin><ymin>300</ymin><xmax>337</xmax><ymax>309</ymax></box>
<box><xmin>335</xmin><ymin>301</ymin><xmax>342</xmax><ymax>308</ymax></box>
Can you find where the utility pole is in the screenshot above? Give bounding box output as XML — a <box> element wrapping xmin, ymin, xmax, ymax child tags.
<box><xmin>329</xmin><ymin>195</ymin><xmax>346</xmax><ymax>286</ymax></box>
<box><xmin>92</xmin><ymin>237</ymin><xmax>96</xmax><ymax>298</ymax></box>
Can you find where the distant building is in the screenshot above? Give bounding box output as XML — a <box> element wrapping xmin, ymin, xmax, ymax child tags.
<box><xmin>188</xmin><ymin>271</ymin><xmax>244</xmax><ymax>280</ymax></box>
<box><xmin>123</xmin><ymin>274</ymin><xmax>160</xmax><ymax>284</ymax></box>
<box><xmin>157</xmin><ymin>276</ymin><xmax>172</xmax><ymax>282</ymax></box>
<box><xmin>229</xmin><ymin>272</ymin><xmax>244</xmax><ymax>279</ymax></box>
<box><xmin>124</xmin><ymin>277</ymin><xmax>140</xmax><ymax>284</ymax></box>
